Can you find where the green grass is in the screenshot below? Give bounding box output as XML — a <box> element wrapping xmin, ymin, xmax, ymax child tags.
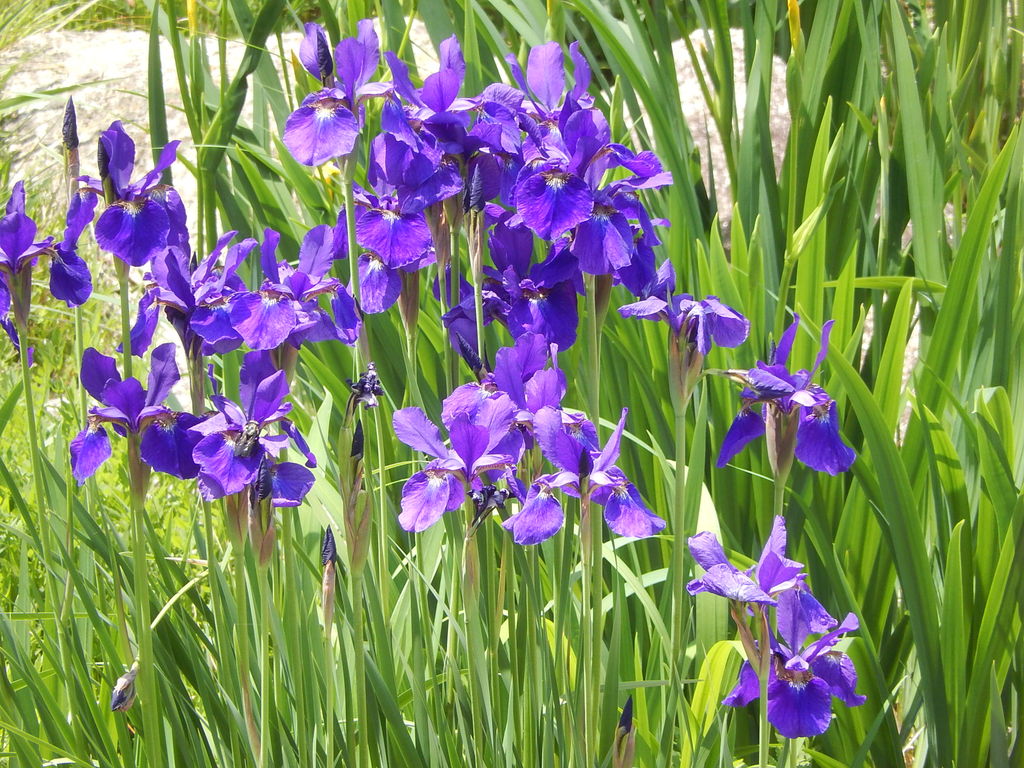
<box><xmin>1</xmin><ymin>0</ymin><xmax>1022</xmax><ymax>766</ymax></box>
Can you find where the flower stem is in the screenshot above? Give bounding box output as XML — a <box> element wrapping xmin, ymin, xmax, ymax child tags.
<box><xmin>773</xmin><ymin>474</ymin><xmax>787</xmax><ymax>520</ymax></box>
<box><xmin>115</xmin><ymin>260</ymin><xmax>133</xmax><ymax>380</ymax></box>
<box><xmin>127</xmin><ymin>434</ymin><xmax>162</xmax><ymax>768</ymax></box>
<box><xmin>234</xmin><ymin>543</ymin><xmax>260</xmax><ymax>762</ymax></box>
<box><xmin>323</xmin><ymin>602</ymin><xmax>336</xmax><ymax>767</ymax></box>
<box><xmin>351</xmin><ymin>567</ymin><xmax>370</xmax><ymax>768</ymax></box>
<box><xmin>757</xmin><ymin>608</ymin><xmax>772</xmax><ymax>768</ymax></box>
<box><xmin>579</xmin><ymin>490</ymin><xmax>602</xmax><ymax>766</ymax></box>
<box><xmin>461</xmin><ymin>521</ymin><xmax>487</xmax><ymax>758</ymax></box>
<box><xmin>669</xmin><ymin>352</ymin><xmax>691</xmax><ymax>759</ymax></box>
<box><xmin>259</xmin><ymin>568</ymin><xmax>272</xmax><ymax>768</ymax></box>
<box><xmin>584</xmin><ymin>275</ymin><xmax>601</xmax><ymax>432</ymax></box>
<box><xmin>342</xmin><ymin>159</ymin><xmax>359</xmax><ymax>308</ymax></box>
<box><xmin>17</xmin><ymin>322</ymin><xmax>53</xmax><ymax>574</ymax></box>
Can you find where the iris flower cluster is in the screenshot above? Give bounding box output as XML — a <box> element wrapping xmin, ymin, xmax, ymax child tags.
<box><xmin>687</xmin><ymin>517</ymin><xmax>865</xmax><ymax>738</ymax></box>
<box><xmin>53</xmin><ymin>117</ymin><xmax>325</xmax><ymax>513</ymax></box>
<box><xmin>282</xmin><ymin>26</ymin><xmax>672</xmax><ymax>356</ymax></box>
<box><xmin>393</xmin><ymin>332</ymin><xmax>665</xmax><ymax>542</ymax></box>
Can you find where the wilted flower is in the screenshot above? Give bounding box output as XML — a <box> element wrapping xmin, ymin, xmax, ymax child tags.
<box><xmin>110</xmin><ymin>662</ymin><xmax>139</xmax><ymax>712</ymax></box>
<box><xmin>347</xmin><ymin>361</ymin><xmax>384</xmax><ymax>411</ymax></box>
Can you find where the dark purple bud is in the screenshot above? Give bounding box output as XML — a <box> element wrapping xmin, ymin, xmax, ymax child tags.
<box><xmin>612</xmin><ymin>694</ymin><xmax>636</xmax><ymax>768</ymax></box>
<box><xmin>351</xmin><ymin>419</ymin><xmax>364</xmax><ymax>459</ymax></box>
<box><xmin>97</xmin><ymin>135</ymin><xmax>110</xmax><ymax>182</ymax></box>
<box><xmin>316</xmin><ymin>36</ymin><xmax>334</xmax><ymax>82</ymax></box>
<box><xmin>618</xmin><ymin>695</ymin><xmax>633</xmax><ymax>732</ymax></box>
<box><xmin>463</xmin><ymin>161</ymin><xmax>487</xmax><ymax>212</ymax></box>
<box><xmin>251</xmin><ymin>455</ymin><xmax>273</xmax><ymax>505</ymax></box>
<box><xmin>321</xmin><ymin>525</ymin><xmax>337</xmax><ymax>567</ymax></box>
<box><xmin>63</xmin><ymin>97</ymin><xmax>78</xmax><ymax>151</ymax></box>
<box><xmin>455</xmin><ymin>330</ymin><xmax>484</xmax><ymax>378</ymax></box>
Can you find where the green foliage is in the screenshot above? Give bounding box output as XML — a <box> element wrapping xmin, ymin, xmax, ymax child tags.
<box><xmin>2</xmin><ymin>0</ymin><xmax>1022</xmax><ymax>766</ymax></box>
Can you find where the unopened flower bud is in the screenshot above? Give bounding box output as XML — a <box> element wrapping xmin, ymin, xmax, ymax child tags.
<box><xmin>248</xmin><ymin>458</ymin><xmax>276</xmax><ymax>567</ymax></box>
<box><xmin>110</xmin><ymin>662</ymin><xmax>139</xmax><ymax>712</ymax></box>
<box><xmin>612</xmin><ymin>695</ymin><xmax>636</xmax><ymax>768</ymax></box>
<box><xmin>321</xmin><ymin>526</ymin><xmax>337</xmax><ymax>629</ymax></box>
<box><xmin>764</xmin><ymin>403</ymin><xmax>797</xmax><ymax>485</ymax></box>
<box><xmin>315</xmin><ymin>35</ymin><xmax>333</xmax><ymax>83</ymax></box>
<box><xmin>350</xmin><ymin>419</ymin><xmax>364</xmax><ymax>460</ymax></box>
<box><xmin>62</xmin><ymin>97</ymin><xmax>79</xmax><ymax>151</ymax></box>
<box><xmin>463</xmin><ymin>162</ymin><xmax>487</xmax><ymax>212</ymax></box>
<box><xmin>96</xmin><ymin>135</ymin><xmax>110</xmax><ymax>182</ymax></box>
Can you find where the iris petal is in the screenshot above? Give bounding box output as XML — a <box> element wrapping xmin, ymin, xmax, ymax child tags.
<box><xmin>70</xmin><ymin>426</ymin><xmax>112</xmax><ymax>484</ymax></box>
<box><xmin>795</xmin><ymin>401</ymin><xmax>856</xmax><ymax>475</ymax></box>
<box><xmin>502</xmin><ymin>486</ymin><xmax>563</xmax><ymax>544</ymax></box>
<box><xmin>283</xmin><ymin>93</ymin><xmax>359</xmax><ymax>166</ymax></box>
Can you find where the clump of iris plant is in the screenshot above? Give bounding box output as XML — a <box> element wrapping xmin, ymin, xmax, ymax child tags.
<box><xmin>687</xmin><ymin>517</ymin><xmax>864</xmax><ymax>740</ymax></box>
<box><xmin>716</xmin><ymin>316</ymin><xmax>855</xmax><ymax>478</ymax></box>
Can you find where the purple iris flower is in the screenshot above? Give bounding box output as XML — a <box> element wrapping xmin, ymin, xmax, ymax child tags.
<box><xmin>723</xmin><ymin>590</ymin><xmax>865</xmax><ymax>738</ymax></box>
<box><xmin>284</xmin><ymin>19</ymin><xmax>390</xmax><ymax>166</ymax></box>
<box><xmin>717</xmin><ymin>316</ymin><xmax>855</xmax><ymax>476</ymax></box>
<box><xmin>0</xmin><ymin>182</ymin><xmax>96</xmax><ymax>349</ymax></box>
<box><xmin>442</xmin><ymin>332</ymin><xmax>565</xmax><ymax>428</ymax></box>
<box><xmin>90</xmin><ymin>121</ymin><xmax>179</xmax><ymax>266</ymax></box>
<box><xmin>619</xmin><ymin>288</ymin><xmax>749</xmax><ymax>355</ymax></box>
<box><xmin>505</xmin><ymin>41</ymin><xmax>593</xmax><ymax>126</ymax></box>
<box><xmin>229</xmin><ymin>226</ymin><xmax>359</xmax><ymax>350</ymax></box>
<box><xmin>384</xmin><ymin>35</ymin><xmax>477</xmax><ymax>152</ymax></box>
<box><xmin>392</xmin><ymin>395</ymin><xmax>522</xmax><ymax>532</ymax></box>
<box><xmin>444</xmin><ymin>209</ymin><xmax>579</xmax><ymax>351</ymax></box>
<box><xmin>131</xmin><ymin>230</ymin><xmax>257</xmax><ymax>358</ymax></box>
<box><xmin>69</xmin><ymin>343</ymin><xmax>200</xmax><ymax>483</ymax></box>
<box><xmin>686</xmin><ymin>515</ymin><xmax>805</xmax><ymax>605</ymax></box>
<box><xmin>190</xmin><ymin>351</ymin><xmax>316</xmax><ymax>503</ymax></box>
<box><xmin>364</xmin><ymin>132</ymin><xmax>463</xmax><ymax>220</ymax></box>
<box><xmin>502</xmin><ymin>406</ymin><xmax>665</xmax><ymax>544</ymax></box>
<box><xmin>506</xmin><ymin>44</ymin><xmax>671</xmax><ymax>259</ymax></box>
